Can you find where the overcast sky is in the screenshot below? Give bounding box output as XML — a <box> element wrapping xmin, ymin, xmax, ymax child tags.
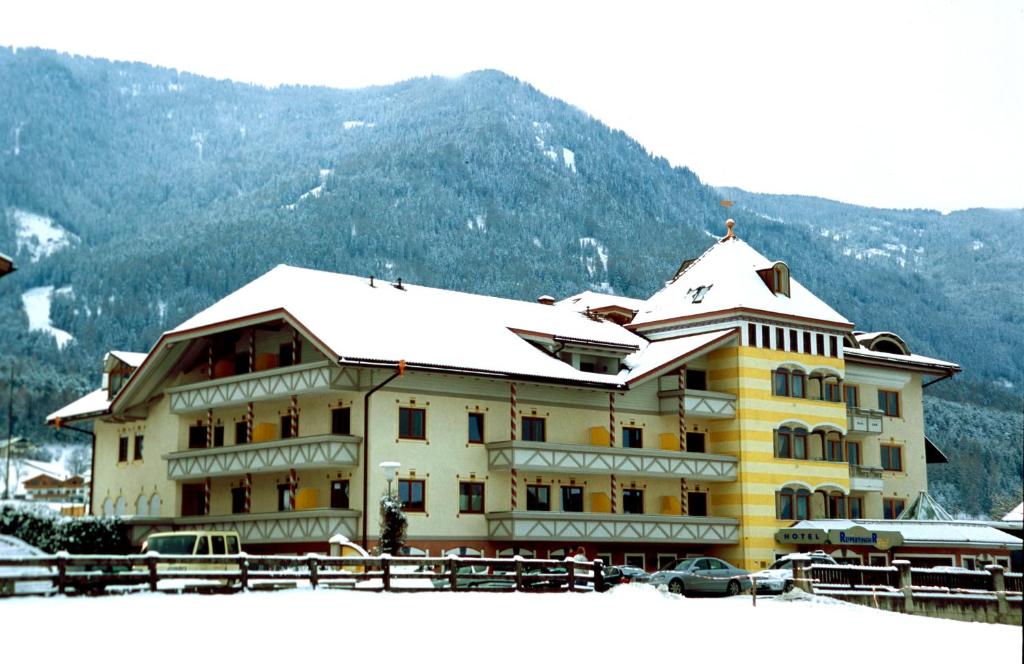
<box><xmin>2</xmin><ymin>0</ymin><xmax>1021</xmax><ymax>211</ymax></box>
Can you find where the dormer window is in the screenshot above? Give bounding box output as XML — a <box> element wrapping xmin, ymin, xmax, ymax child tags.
<box><xmin>757</xmin><ymin>262</ymin><xmax>790</xmax><ymax>297</ymax></box>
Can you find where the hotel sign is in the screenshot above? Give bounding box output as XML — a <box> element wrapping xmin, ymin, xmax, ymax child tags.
<box><xmin>775</xmin><ymin>525</ymin><xmax>904</xmax><ymax>551</ymax></box>
<box><xmin>775</xmin><ymin>528</ymin><xmax>828</xmax><ymax>544</ymax></box>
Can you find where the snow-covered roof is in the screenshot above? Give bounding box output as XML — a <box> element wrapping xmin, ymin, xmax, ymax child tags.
<box><xmin>46</xmin><ymin>388</ymin><xmax>110</xmax><ymax>423</ymax></box>
<box><xmin>107</xmin><ymin>350</ymin><xmax>147</xmax><ymax>367</ymax></box>
<box><xmin>791</xmin><ymin>519</ymin><xmax>1022</xmax><ymax>549</ymax></box>
<box><xmin>1003</xmin><ymin>502</ymin><xmax>1023</xmax><ymax>523</ymax></box>
<box><xmin>556</xmin><ymin>290</ymin><xmax>646</xmax><ymax>314</ymax></box>
<box><xmin>898</xmin><ymin>491</ymin><xmax>954</xmax><ymax>521</ymax></box>
<box><xmin>843</xmin><ymin>346</ymin><xmax>960</xmax><ymax>373</ymax></box>
<box><xmin>166</xmin><ymin>265</ymin><xmax>714</xmax><ymax>389</ymax></box>
<box><xmin>631</xmin><ymin>234</ymin><xmax>851</xmax><ymax>329</ymax></box>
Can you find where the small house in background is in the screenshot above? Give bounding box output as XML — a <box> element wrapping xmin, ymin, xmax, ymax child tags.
<box><xmin>22</xmin><ymin>471</ymin><xmax>89</xmax><ymax>504</ymax></box>
<box><xmin>0</xmin><ymin>251</ymin><xmax>14</xmax><ymax>278</ymax></box>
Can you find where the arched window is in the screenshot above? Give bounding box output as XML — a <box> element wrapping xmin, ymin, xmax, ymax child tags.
<box><xmin>136</xmin><ymin>494</ymin><xmax>148</xmax><ymax>517</ymax></box>
<box><xmin>792</xmin><ymin>371</ymin><xmax>806</xmax><ymax>398</ymax></box>
<box><xmin>114</xmin><ymin>496</ymin><xmax>126</xmax><ymax>516</ymax></box>
<box><xmin>773</xmin><ymin>369</ymin><xmax>790</xmax><ymax>396</ymax></box>
<box><xmin>776</xmin><ymin>427</ymin><xmax>809</xmax><ymax>460</ymax></box>
<box><xmin>149</xmin><ymin>494</ymin><xmax>162</xmax><ymax>517</ymax></box>
<box><xmin>823</xmin><ymin>432</ymin><xmax>845</xmax><ymax>462</ymax></box>
<box><xmin>777</xmin><ymin>487</ymin><xmax>811</xmax><ymax>520</ymax></box>
<box><xmin>825</xmin><ymin>492</ymin><xmax>847</xmax><ymax>518</ymax></box>
<box><xmin>102</xmin><ymin>497</ymin><xmax>114</xmax><ymax>517</ymax></box>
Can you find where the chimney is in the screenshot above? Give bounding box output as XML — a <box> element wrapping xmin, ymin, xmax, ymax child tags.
<box><xmin>393</xmin><ymin>277</ymin><xmax>405</xmax><ymax>290</ymax></box>
<box><xmin>537</xmin><ymin>295</ymin><xmax>555</xmax><ymax>305</ymax></box>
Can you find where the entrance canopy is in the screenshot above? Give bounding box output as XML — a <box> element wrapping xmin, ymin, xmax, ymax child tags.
<box><xmin>778</xmin><ymin>519</ymin><xmax>1022</xmax><ymax>552</ymax></box>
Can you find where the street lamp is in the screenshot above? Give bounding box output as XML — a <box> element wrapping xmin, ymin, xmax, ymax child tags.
<box><xmin>379</xmin><ymin>461</ymin><xmax>400</xmax><ymax>499</ymax></box>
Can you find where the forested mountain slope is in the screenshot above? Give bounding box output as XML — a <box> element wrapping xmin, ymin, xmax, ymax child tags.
<box><xmin>0</xmin><ymin>47</ymin><xmax>1019</xmax><ymax>516</ymax></box>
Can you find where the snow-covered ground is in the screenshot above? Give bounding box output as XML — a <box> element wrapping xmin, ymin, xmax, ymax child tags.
<box><xmin>12</xmin><ymin>209</ymin><xmax>78</xmax><ymax>261</ymax></box>
<box><xmin>0</xmin><ymin>585</ymin><xmax>1016</xmax><ymax>660</ymax></box>
<box><xmin>21</xmin><ymin>286</ymin><xmax>74</xmax><ymax>349</ymax></box>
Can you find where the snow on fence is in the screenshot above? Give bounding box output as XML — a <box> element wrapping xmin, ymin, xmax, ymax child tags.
<box><xmin>805</xmin><ymin>562</ymin><xmax>1022</xmax><ymax>596</ymax></box>
<box><xmin>0</xmin><ymin>553</ymin><xmax>605</xmax><ymax>597</ymax></box>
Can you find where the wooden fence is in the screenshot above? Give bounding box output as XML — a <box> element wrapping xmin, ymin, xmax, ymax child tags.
<box><xmin>0</xmin><ymin>553</ymin><xmax>605</xmax><ymax>597</ymax></box>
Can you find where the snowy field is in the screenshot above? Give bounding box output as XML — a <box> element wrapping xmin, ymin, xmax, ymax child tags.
<box><xmin>0</xmin><ymin>585</ymin><xmax>1018</xmax><ymax>661</ymax></box>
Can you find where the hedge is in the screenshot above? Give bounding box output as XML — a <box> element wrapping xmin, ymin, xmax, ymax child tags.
<box><xmin>0</xmin><ymin>502</ymin><xmax>131</xmax><ymax>554</ymax></box>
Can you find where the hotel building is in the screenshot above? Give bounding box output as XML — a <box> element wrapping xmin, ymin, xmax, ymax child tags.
<box><xmin>51</xmin><ymin>220</ymin><xmax>986</xmax><ymax>571</ymax></box>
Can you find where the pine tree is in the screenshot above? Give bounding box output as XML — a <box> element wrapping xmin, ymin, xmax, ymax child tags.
<box><xmin>378</xmin><ymin>494</ymin><xmax>407</xmax><ymax>555</ymax></box>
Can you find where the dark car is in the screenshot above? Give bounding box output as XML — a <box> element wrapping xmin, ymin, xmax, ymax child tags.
<box><xmin>601</xmin><ymin>565</ymin><xmax>650</xmax><ymax>588</ymax></box>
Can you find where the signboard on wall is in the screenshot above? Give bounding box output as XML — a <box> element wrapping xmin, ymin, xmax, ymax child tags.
<box><xmin>775</xmin><ymin>528</ymin><xmax>828</xmax><ymax>544</ymax></box>
<box><xmin>827</xmin><ymin>525</ymin><xmax>904</xmax><ymax>550</ymax></box>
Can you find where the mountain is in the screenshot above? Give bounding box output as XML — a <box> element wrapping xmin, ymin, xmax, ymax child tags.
<box><xmin>0</xmin><ymin>47</ymin><xmax>1020</xmax><ymax>517</ymax></box>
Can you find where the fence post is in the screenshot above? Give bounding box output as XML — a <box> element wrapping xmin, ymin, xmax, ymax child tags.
<box><xmin>238</xmin><ymin>553</ymin><xmax>249</xmax><ymax>591</ymax></box>
<box><xmin>593</xmin><ymin>559</ymin><xmax>604</xmax><ymax>593</ymax></box>
<box><xmin>567</xmin><ymin>558</ymin><xmax>576</xmax><ymax>592</ymax></box>
<box><xmin>448</xmin><ymin>557</ymin><xmax>459</xmax><ymax>592</ymax></box>
<box><xmin>751</xmin><ymin>575</ymin><xmax>757</xmax><ymax>607</ymax></box>
<box><xmin>56</xmin><ymin>552</ymin><xmax>68</xmax><ymax>595</ymax></box>
<box><xmin>894</xmin><ymin>560</ymin><xmax>914</xmax><ymax>614</ymax></box>
<box><xmin>514</xmin><ymin>557</ymin><xmax>524</xmax><ymax>592</ymax></box>
<box><xmin>307</xmin><ymin>554</ymin><xmax>319</xmax><ymax>590</ymax></box>
<box><xmin>793</xmin><ymin>556</ymin><xmax>812</xmax><ymax>593</ymax></box>
<box><xmin>382</xmin><ymin>555</ymin><xmax>392</xmax><ymax>592</ymax></box>
<box><xmin>986</xmin><ymin>564</ymin><xmax>1008</xmax><ymax>617</ymax></box>
<box><xmin>146</xmin><ymin>553</ymin><xmax>159</xmax><ymax>592</ymax></box>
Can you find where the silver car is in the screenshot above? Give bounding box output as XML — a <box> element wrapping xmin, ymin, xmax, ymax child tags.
<box><xmin>647</xmin><ymin>556</ymin><xmax>752</xmax><ymax>596</ymax></box>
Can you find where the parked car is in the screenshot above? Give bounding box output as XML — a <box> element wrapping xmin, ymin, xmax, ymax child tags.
<box><xmin>0</xmin><ymin>534</ymin><xmax>54</xmax><ymax>596</ymax></box>
<box><xmin>750</xmin><ymin>551</ymin><xmax>837</xmax><ymax>594</ymax></box>
<box><xmin>602</xmin><ymin>565</ymin><xmax>650</xmax><ymax>588</ymax></box>
<box><xmin>140</xmin><ymin>531</ymin><xmax>243</xmax><ymax>588</ymax></box>
<box><xmin>647</xmin><ymin>556</ymin><xmax>752</xmax><ymax>596</ymax></box>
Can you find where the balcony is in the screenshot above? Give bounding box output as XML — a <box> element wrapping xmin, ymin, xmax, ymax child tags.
<box><xmin>176</xmin><ymin>508</ymin><xmax>360</xmax><ymax>544</ymax></box>
<box><xmin>656</xmin><ymin>388</ymin><xmax>737</xmax><ymax>420</ymax></box>
<box><xmin>487</xmin><ymin>440</ymin><xmax>737</xmax><ymax>482</ymax></box>
<box><xmin>847</xmin><ymin>407</ymin><xmax>883</xmax><ymax>435</ymax></box>
<box><xmin>487</xmin><ymin>512</ymin><xmax>739</xmax><ymax>544</ymax></box>
<box><xmin>166</xmin><ymin>361</ymin><xmax>355</xmax><ymax>413</ymax></box>
<box><xmin>849</xmin><ymin>464</ymin><xmax>884</xmax><ymax>492</ymax></box>
<box><xmin>164</xmin><ymin>434</ymin><xmax>361</xmax><ymax>480</ymax></box>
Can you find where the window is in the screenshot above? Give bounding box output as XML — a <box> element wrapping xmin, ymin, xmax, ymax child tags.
<box><xmin>880</xmin><ymin>444</ymin><xmax>903</xmax><ymax>471</ymax></box>
<box><xmin>398</xmin><ymin>407</ymin><xmax>426</xmax><ymax>439</ymax></box>
<box><xmin>688</xmin><ymin>492</ymin><xmax>708</xmax><ymax>517</ymax></box>
<box><xmin>526</xmin><ymin>484</ymin><xmax>550</xmax><ymax>511</ymax></box>
<box><xmin>235</xmin><ymin>421</ymin><xmax>248</xmax><ymax>445</ymax></box>
<box><xmin>816</xmin><ymin>334</ymin><xmax>825</xmax><ymax>355</ymax></box>
<box><xmin>685</xmin><ymin>369</ymin><xmax>707</xmax><ymax>391</ymax></box>
<box><xmin>685</xmin><ymin>431</ymin><xmax>706</xmax><ymax>453</ymax></box>
<box><xmin>829</xmin><ymin>336</ymin><xmax>839</xmax><ymax>358</ymax></box>
<box><xmin>883</xmin><ymin>498</ymin><xmax>906</xmax><ymax>519</ymax></box>
<box><xmin>776</xmin><ymin>328</ymin><xmax>786</xmax><ymax>351</ymax></box>
<box><xmin>825</xmin><ymin>437</ymin><xmax>844</xmax><ymax>462</ymax></box>
<box><xmin>789</xmin><ymin>329</ymin><xmax>798</xmax><ymax>352</ymax></box>
<box><xmin>398</xmin><ymin>479</ymin><xmax>425</xmax><ymax>512</ymax></box>
<box><xmin>773</xmin><ymin>369</ymin><xmax>790</xmax><ymax>396</ymax></box>
<box><xmin>848</xmin><ymin>496</ymin><xmax>863</xmax><ymax>519</ymax></box>
<box><xmin>624</xmin><ymin>554</ymin><xmax>645</xmax><ymax>569</ymax></box>
<box><xmin>844</xmin><ymin>385</ymin><xmax>859</xmax><ymax>407</ymax></box>
<box><xmin>332</xmin><ymin>407</ymin><xmax>351</xmax><ymax>435</ymax></box>
<box><xmin>823</xmin><ymin>382</ymin><xmax>842</xmax><ymax>402</ymax></box>
<box><xmin>846</xmin><ymin>440</ymin><xmax>861</xmax><ymax>466</ymax></box>
<box><xmin>234</xmin><ymin>352</ymin><xmax>250</xmax><ymax>376</ymax></box>
<box><xmin>133</xmin><ymin>434</ymin><xmax>144</xmax><ymax>461</ymax></box>
<box><xmin>181</xmin><ymin>483</ymin><xmax>207</xmax><ymax>517</ymax></box>
<box><xmin>827</xmin><ymin>493</ymin><xmax>846</xmax><ymax>518</ymax></box>
<box><xmin>791</xmin><ymin>371</ymin><xmax>806</xmax><ymax>398</ymax></box>
<box><xmin>761</xmin><ymin>325</ymin><xmax>770</xmax><ymax>349</ymax></box>
<box><xmin>213</xmin><ymin>425</ymin><xmax>225</xmax><ymax>447</ymax></box>
<box><xmin>118</xmin><ymin>436</ymin><xmax>129</xmax><ymax>463</ymax></box>
<box><xmin>195</xmin><ymin>536</ymin><xmax>209</xmax><ymax>555</ymax></box>
<box><xmin>277</xmin><ymin>484</ymin><xmax>293</xmax><ymax>512</ymax></box>
<box><xmin>747</xmin><ymin>323</ymin><xmax>757</xmax><ymax>346</ymax></box>
<box><xmin>622</xmin><ymin>489</ymin><xmax>644</xmax><ymax>514</ymax></box>
<box><xmin>459</xmin><ymin>482</ymin><xmax>485</xmax><ymax>514</ymax></box>
<box><xmin>211</xmin><ymin>535</ymin><xmax>226</xmax><ymax>555</ymax></box>
<box><xmin>622</xmin><ymin>427</ymin><xmax>643</xmax><ymax>449</ymax></box>
<box><xmin>878</xmin><ymin>390</ymin><xmax>900</xmax><ymax>417</ymax></box>
<box><xmin>280</xmin><ymin>414</ymin><xmax>297</xmax><ymax>439</ymax></box>
<box><xmin>778</xmin><ymin>487</ymin><xmax>811</xmax><ymax>520</ymax></box>
<box><xmin>522</xmin><ymin>416</ymin><xmax>546</xmax><ymax>442</ymax></box>
<box><xmin>467</xmin><ymin>412</ymin><xmax>484</xmax><ymax>444</ymax></box>
<box><xmin>657</xmin><ymin>554</ymin><xmax>677</xmax><ymax>571</ymax></box>
<box><xmin>231</xmin><ymin>487</ymin><xmax>247</xmax><ymax>514</ymax></box>
<box><xmin>188</xmin><ymin>425</ymin><xmax>206</xmax><ymax>449</ymax></box>
<box><xmin>560</xmin><ymin>486</ymin><xmax>583</xmax><ymax>512</ymax></box>
<box><xmin>331</xmin><ymin>480</ymin><xmax>350</xmax><ymax>509</ymax></box>
<box><xmin>803</xmin><ymin>331</ymin><xmax>812</xmax><ymax>355</ymax></box>
<box><xmin>776</xmin><ymin>427</ymin><xmax>808</xmax><ymax>459</ymax></box>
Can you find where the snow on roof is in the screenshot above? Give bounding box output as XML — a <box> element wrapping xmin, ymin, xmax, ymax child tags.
<box><xmin>898</xmin><ymin>491</ymin><xmax>955</xmax><ymax>521</ymax></box>
<box><xmin>172</xmin><ymin>265</ymin><xmax>653</xmax><ymax>387</ymax></box>
<box><xmin>46</xmin><ymin>388</ymin><xmax>110</xmax><ymax>423</ymax></box>
<box><xmin>792</xmin><ymin>519</ymin><xmax>1023</xmax><ymax>548</ymax></box>
<box><xmin>108</xmin><ymin>350</ymin><xmax>148</xmax><ymax>367</ymax></box>
<box><xmin>556</xmin><ymin>290</ymin><xmax>646</xmax><ymax>314</ymax></box>
<box><xmin>621</xmin><ymin>329</ymin><xmax>737</xmax><ymax>383</ymax></box>
<box><xmin>632</xmin><ymin>235</ymin><xmax>851</xmax><ymax>328</ymax></box>
<box><xmin>843</xmin><ymin>346</ymin><xmax>960</xmax><ymax>372</ymax></box>
<box><xmin>1003</xmin><ymin>502</ymin><xmax>1023</xmax><ymax>523</ymax></box>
